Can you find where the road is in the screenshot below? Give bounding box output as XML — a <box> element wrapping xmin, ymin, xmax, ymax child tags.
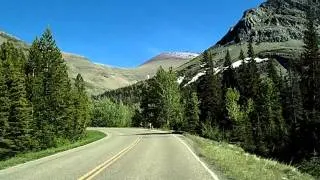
<box><xmin>0</xmin><ymin>128</ymin><xmax>219</xmax><ymax>180</ymax></box>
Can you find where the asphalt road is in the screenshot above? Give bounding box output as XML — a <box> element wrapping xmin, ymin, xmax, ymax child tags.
<box><xmin>0</xmin><ymin>128</ymin><xmax>218</xmax><ymax>180</ymax></box>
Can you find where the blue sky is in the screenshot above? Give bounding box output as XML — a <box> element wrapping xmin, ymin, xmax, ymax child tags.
<box><xmin>0</xmin><ymin>0</ymin><xmax>264</xmax><ymax>67</ymax></box>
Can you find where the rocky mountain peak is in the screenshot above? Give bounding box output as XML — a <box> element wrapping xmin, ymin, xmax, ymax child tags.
<box><xmin>216</xmin><ymin>0</ymin><xmax>320</xmax><ymax>46</ymax></box>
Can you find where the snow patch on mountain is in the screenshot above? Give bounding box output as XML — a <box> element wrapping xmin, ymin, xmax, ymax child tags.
<box><xmin>184</xmin><ymin>57</ymin><xmax>269</xmax><ymax>86</ymax></box>
<box><xmin>163</xmin><ymin>52</ymin><xmax>200</xmax><ymax>59</ymax></box>
<box><xmin>185</xmin><ymin>72</ymin><xmax>206</xmax><ymax>86</ymax></box>
<box><xmin>177</xmin><ymin>76</ymin><xmax>185</xmax><ymax>84</ymax></box>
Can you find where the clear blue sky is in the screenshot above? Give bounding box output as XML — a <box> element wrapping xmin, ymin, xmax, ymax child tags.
<box><xmin>0</xmin><ymin>0</ymin><xmax>264</xmax><ymax>67</ymax></box>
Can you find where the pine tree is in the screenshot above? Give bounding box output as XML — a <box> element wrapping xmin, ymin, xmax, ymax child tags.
<box><xmin>198</xmin><ymin>50</ymin><xmax>224</xmax><ymax>128</ymax></box>
<box><xmin>184</xmin><ymin>90</ymin><xmax>200</xmax><ymax>134</ymax></box>
<box><xmin>71</xmin><ymin>74</ymin><xmax>90</xmax><ymax>140</ymax></box>
<box><xmin>0</xmin><ymin>42</ymin><xmax>32</xmax><ymax>155</ymax></box>
<box><xmin>300</xmin><ymin>3</ymin><xmax>320</xmax><ymax>157</ymax></box>
<box><xmin>255</xmin><ymin>78</ymin><xmax>287</xmax><ymax>156</ymax></box>
<box><xmin>239</xmin><ymin>48</ymin><xmax>245</xmax><ymax>60</ymax></box>
<box><xmin>222</xmin><ymin>50</ymin><xmax>237</xmax><ymax>89</ymax></box>
<box><xmin>28</xmin><ymin>29</ymin><xmax>74</xmax><ymax>147</ymax></box>
<box><xmin>283</xmin><ymin>63</ymin><xmax>304</xmax><ymax>160</ymax></box>
<box><xmin>237</xmin><ymin>44</ymin><xmax>259</xmax><ymax>104</ymax></box>
<box><xmin>247</xmin><ymin>35</ymin><xmax>255</xmax><ymax>59</ymax></box>
<box><xmin>202</xmin><ymin>50</ymin><xmax>215</xmax><ymax>74</ymax></box>
<box><xmin>267</xmin><ymin>59</ymin><xmax>281</xmax><ymax>88</ymax></box>
<box><xmin>0</xmin><ymin>53</ymin><xmax>10</xmax><ymax>157</ymax></box>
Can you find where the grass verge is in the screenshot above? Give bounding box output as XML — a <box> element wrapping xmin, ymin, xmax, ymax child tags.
<box><xmin>186</xmin><ymin>134</ymin><xmax>314</xmax><ymax>180</ymax></box>
<box><xmin>0</xmin><ymin>130</ymin><xmax>106</xmax><ymax>170</ymax></box>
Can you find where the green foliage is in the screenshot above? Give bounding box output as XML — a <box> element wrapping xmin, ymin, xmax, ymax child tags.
<box><xmin>70</xmin><ymin>74</ymin><xmax>91</xmax><ymax>140</ymax></box>
<box><xmin>201</xmin><ymin>121</ymin><xmax>222</xmax><ymax>141</ymax></box>
<box><xmin>0</xmin><ymin>130</ymin><xmax>105</xmax><ymax>170</ymax></box>
<box><xmin>225</xmin><ymin>88</ymin><xmax>255</xmax><ymax>148</ymax></box>
<box><xmin>299</xmin><ymin>3</ymin><xmax>320</xmax><ymax>159</ymax></box>
<box><xmin>0</xmin><ymin>42</ymin><xmax>32</xmax><ymax>157</ymax></box>
<box><xmin>91</xmin><ymin>98</ymin><xmax>134</xmax><ymax>127</ymax></box>
<box><xmin>139</xmin><ymin>67</ymin><xmax>183</xmax><ymax>130</ymax></box>
<box><xmin>0</xmin><ymin>58</ymin><xmax>9</xmax><ymax>157</ymax></box>
<box><xmin>0</xmin><ymin>29</ymin><xmax>91</xmax><ymax>159</ymax></box>
<box><xmin>247</xmin><ymin>35</ymin><xmax>255</xmax><ymax>58</ymax></box>
<box><xmin>239</xmin><ymin>48</ymin><xmax>245</xmax><ymax>60</ymax></box>
<box><xmin>299</xmin><ymin>157</ymin><xmax>320</xmax><ymax>178</ymax></box>
<box><xmin>222</xmin><ymin>50</ymin><xmax>237</xmax><ymax>90</ymax></box>
<box><xmin>188</xmin><ymin>135</ymin><xmax>313</xmax><ymax>180</ymax></box>
<box><xmin>183</xmin><ymin>90</ymin><xmax>200</xmax><ymax>133</ymax></box>
<box><xmin>254</xmin><ymin>78</ymin><xmax>288</xmax><ymax>156</ymax></box>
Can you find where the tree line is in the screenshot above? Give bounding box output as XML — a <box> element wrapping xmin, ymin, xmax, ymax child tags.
<box><xmin>0</xmin><ymin>29</ymin><xmax>90</xmax><ymax>159</ymax></box>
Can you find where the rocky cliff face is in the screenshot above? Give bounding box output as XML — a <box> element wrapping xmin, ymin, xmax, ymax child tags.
<box><xmin>217</xmin><ymin>0</ymin><xmax>320</xmax><ymax>45</ymax></box>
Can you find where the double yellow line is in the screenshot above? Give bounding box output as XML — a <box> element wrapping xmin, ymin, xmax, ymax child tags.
<box><xmin>78</xmin><ymin>137</ymin><xmax>142</xmax><ymax>180</ymax></box>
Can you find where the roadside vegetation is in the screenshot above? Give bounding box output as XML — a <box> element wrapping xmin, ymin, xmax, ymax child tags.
<box><xmin>0</xmin><ymin>130</ymin><xmax>105</xmax><ymax>170</ymax></box>
<box><xmin>91</xmin><ymin>98</ymin><xmax>135</xmax><ymax>127</ymax></box>
<box><xmin>187</xmin><ymin>135</ymin><xmax>313</xmax><ymax>180</ymax></box>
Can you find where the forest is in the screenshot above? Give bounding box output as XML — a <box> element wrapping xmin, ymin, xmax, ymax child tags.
<box><xmin>98</xmin><ymin>7</ymin><xmax>320</xmax><ymax>176</ymax></box>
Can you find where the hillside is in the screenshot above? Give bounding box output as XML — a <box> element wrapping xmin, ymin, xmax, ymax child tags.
<box><xmin>0</xmin><ymin>31</ymin><xmax>197</xmax><ymax>94</ymax></box>
<box><xmin>177</xmin><ymin>0</ymin><xmax>319</xmax><ymax>86</ymax></box>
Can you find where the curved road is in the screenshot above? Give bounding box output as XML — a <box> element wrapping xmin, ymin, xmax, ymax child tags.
<box><xmin>0</xmin><ymin>128</ymin><xmax>218</xmax><ymax>180</ymax></box>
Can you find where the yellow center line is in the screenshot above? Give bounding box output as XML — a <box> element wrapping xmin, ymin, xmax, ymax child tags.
<box><xmin>78</xmin><ymin>136</ymin><xmax>142</xmax><ymax>180</ymax></box>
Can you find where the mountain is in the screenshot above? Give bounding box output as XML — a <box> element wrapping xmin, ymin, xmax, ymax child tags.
<box><xmin>138</xmin><ymin>52</ymin><xmax>199</xmax><ymax>74</ymax></box>
<box><xmin>0</xmin><ymin>31</ymin><xmax>197</xmax><ymax>94</ymax></box>
<box><xmin>177</xmin><ymin>0</ymin><xmax>319</xmax><ymax>86</ymax></box>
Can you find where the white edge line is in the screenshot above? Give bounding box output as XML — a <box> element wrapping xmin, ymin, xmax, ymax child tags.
<box><xmin>174</xmin><ymin>135</ymin><xmax>220</xmax><ymax>180</ymax></box>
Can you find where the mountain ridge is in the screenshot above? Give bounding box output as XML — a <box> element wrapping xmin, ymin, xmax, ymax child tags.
<box><xmin>0</xmin><ymin>30</ymin><xmax>196</xmax><ymax>94</ymax></box>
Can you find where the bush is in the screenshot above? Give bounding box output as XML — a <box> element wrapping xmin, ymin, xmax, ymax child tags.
<box><xmin>201</xmin><ymin>122</ymin><xmax>222</xmax><ymax>141</ymax></box>
<box><xmin>91</xmin><ymin>98</ymin><xmax>135</xmax><ymax>127</ymax></box>
<box><xmin>299</xmin><ymin>157</ymin><xmax>320</xmax><ymax>178</ymax></box>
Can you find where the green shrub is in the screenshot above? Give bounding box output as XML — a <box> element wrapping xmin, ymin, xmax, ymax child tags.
<box><xmin>91</xmin><ymin>98</ymin><xmax>135</xmax><ymax>127</ymax></box>
<box><xmin>299</xmin><ymin>157</ymin><xmax>320</xmax><ymax>178</ymax></box>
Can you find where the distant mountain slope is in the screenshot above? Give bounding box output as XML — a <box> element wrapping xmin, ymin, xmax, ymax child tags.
<box><xmin>137</xmin><ymin>52</ymin><xmax>199</xmax><ymax>76</ymax></box>
<box><xmin>0</xmin><ymin>31</ymin><xmax>196</xmax><ymax>94</ymax></box>
<box><xmin>177</xmin><ymin>0</ymin><xmax>319</xmax><ymax>86</ymax></box>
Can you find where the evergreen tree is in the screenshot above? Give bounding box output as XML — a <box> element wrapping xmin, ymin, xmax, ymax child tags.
<box><xmin>283</xmin><ymin>63</ymin><xmax>304</xmax><ymax>160</ymax></box>
<box><xmin>202</xmin><ymin>50</ymin><xmax>215</xmax><ymax>74</ymax></box>
<box><xmin>300</xmin><ymin>3</ymin><xmax>320</xmax><ymax>157</ymax></box>
<box><xmin>184</xmin><ymin>90</ymin><xmax>200</xmax><ymax>133</ymax></box>
<box><xmin>255</xmin><ymin>78</ymin><xmax>287</xmax><ymax>156</ymax></box>
<box><xmin>140</xmin><ymin>80</ymin><xmax>157</xmax><ymax>127</ymax></box>
<box><xmin>222</xmin><ymin>50</ymin><xmax>237</xmax><ymax>89</ymax></box>
<box><xmin>28</xmin><ymin>29</ymin><xmax>74</xmax><ymax>147</ymax></box>
<box><xmin>198</xmin><ymin>51</ymin><xmax>223</xmax><ymax>128</ymax></box>
<box><xmin>71</xmin><ymin>74</ymin><xmax>90</xmax><ymax>140</ymax></box>
<box><xmin>0</xmin><ymin>42</ymin><xmax>32</xmax><ymax>155</ymax></box>
<box><xmin>267</xmin><ymin>59</ymin><xmax>281</xmax><ymax>88</ymax></box>
<box><xmin>247</xmin><ymin>35</ymin><xmax>255</xmax><ymax>59</ymax></box>
<box><xmin>221</xmin><ymin>50</ymin><xmax>237</xmax><ymax>133</ymax></box>
<box><xmin>0</xmin><ymin>53</ymin><xmax>10</xmax><ymax>157</ymax></box>
<box><xmin>239</xmin><ymin>48</ymin><xmax>245</xmax><ymax>60</ymax></box>
<box><xmin>237</xmin><ymin>44</ymin><xmax>259</xmax><ymax>104</ymax></box>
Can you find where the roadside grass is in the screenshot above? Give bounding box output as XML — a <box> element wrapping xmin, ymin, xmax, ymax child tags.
<box><xmin>0</xmin><ymin>130</ymin><xmax>106</xmax><ymax>170</ymax></box>
<box><xmin>186</xmin><ymin>134</ymin><xmax>314</xmax><ymax>180</ymax></box>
